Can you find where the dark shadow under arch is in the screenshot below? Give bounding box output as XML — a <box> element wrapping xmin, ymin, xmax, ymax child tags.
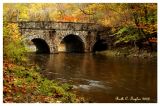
<box><xmin>59</xmin><ymin>34</ymin><xmax>84</xmax><ymax>53</ymax></box>
<box><xmin>31</xmin><ymin>38</ymin><xmax>50</xmax><ymax>54</ymax></box>
<box><xmin>92</xmin><ymin>40</ymin><xmax>108</xmax><ymax>52</ymax></box>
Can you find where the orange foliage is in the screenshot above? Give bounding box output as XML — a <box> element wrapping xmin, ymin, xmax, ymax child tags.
<box><xmin>148</xmin><ymin>37</ymin><xmax>157</xmax><ymax>43</ymax></box>
<box><xmin>63</xmin><ymin>16</ymin><xmax>78</xmax><ymax>22</ymax></box>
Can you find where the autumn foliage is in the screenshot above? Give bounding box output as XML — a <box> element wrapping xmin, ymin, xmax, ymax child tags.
<box><xmin>3</xmin><ymin>59</ymin><xmax>84</xmax><ymax>103</ymax></box>
<box><xmin>3</xmin><ymin>3</ymin><xmax>157</xmax><ymax>47</ymax></box>
<box><xmin>3</xmin><ymin>3</ymin><xmax>157</xmax><ymax>103</ymax></box>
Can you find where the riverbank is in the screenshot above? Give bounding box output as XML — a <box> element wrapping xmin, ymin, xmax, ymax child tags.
<box><xmin>3</xmin><ymin>22</ymin><xmax>85</xmax><ymax>103</ymax></box>
<box><xmin>95</xmin><ymin>47</ymin><xmax>157</xmax><ymax>59</ymax></box>
<box><xmin>3</xmin><ymin>60</ymin><xmax>84</xmax><ymax>103</ymax></box>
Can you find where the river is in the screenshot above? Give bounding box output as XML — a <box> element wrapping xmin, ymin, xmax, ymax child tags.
<box><xmin>28</xmin><ymin>53</ymin><xmax>157</xmax><ymax>103</ymax></box>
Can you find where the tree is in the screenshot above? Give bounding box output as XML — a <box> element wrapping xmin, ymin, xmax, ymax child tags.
<box><xmin>3</xmin><ymin>3</ymin><xmax>157</xmax><ymax>49</ymax></box>
<box><xmin>113</xmin><ymin>3</ymin><xmax>157</xmax><ymax>49</ymax></box>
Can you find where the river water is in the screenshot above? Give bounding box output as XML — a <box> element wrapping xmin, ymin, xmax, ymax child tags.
<box><xmin>29</xmin><ymin>53</ymin><xmax>157</xmax><ymax>103</ymax></box>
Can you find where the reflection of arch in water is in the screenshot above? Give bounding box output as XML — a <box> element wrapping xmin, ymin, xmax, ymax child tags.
<box><xmin>31</xmin><ymin>38</ymin><xmax>50</xmax><ymax>54</ymax></box>
<box><xmin>58</xmin><ymin>34</ymin><xmax>85</xmax><ymax>53</ymax></box>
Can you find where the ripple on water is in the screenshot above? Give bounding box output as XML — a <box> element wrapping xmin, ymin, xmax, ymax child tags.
<box><xmin>79</xmin><ymin>85</ymin><xmax>90</xmax><ymax>90</ymax></box>
<box><xmin>71</xmin><ymin>79</ymin><xmax>112</xmax><ymax>91</ymax></box>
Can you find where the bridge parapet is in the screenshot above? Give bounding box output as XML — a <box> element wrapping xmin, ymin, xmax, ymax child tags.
<box><xmin>18</xmin><ymin>21</ymin><xmax>102</xmax><ymax>31</ymax></box>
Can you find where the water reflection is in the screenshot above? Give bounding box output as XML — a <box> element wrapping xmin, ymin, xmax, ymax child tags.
<box><xmin>29</xmin><ymin>53</ymin><xmax>157</xmax><ymax>103</ymax></box>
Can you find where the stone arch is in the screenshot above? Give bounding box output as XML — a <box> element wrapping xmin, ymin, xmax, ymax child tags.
<box><xmin>57</xmin><ymin>32</ymin><xmax>86</xmax><ymax>46</ymax></box>
<box><xmin>58</xmin><ymin>34</ymin><xmax>85</xmax><ymax>53</ymax></box>
<box><xmin>31</xmin><ymin>38</ymin><xmax>50</xmax><ymax>53</ymax></box>
<box><xmin>55</xmin><ymin>30</ymin><xmax>88</xmax><ymax>53</ymax></box>
<box><xmin>92</xmin><ymin>39</ymin><xmax>108</xmax><ymax>52</ymax></box>
<box><xmin>24</xmin><ymin>35</ymin><xmax>53</xmax><ymax>53</ymax></box>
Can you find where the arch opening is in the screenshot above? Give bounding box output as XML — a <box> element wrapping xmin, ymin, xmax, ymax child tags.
<box><xmin>31</xmin><ymin>38</ymin><xmax>50</xmax><ymax>54</ymax></box>
<box><xmin>93</xmin><ymin>40</ymin><xmax>108</xmax><ymax>52</ymax></box>
<box><xmin>58</xmin><ymin>34</ymin><xmax>84</xmax><ymax>53</ymax></box>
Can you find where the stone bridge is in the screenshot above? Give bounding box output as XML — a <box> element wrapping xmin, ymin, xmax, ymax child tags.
<box><xmin>18</xmin><ymin>21</ymin><xmax>112</xmax><ymax>53</ymax></box>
